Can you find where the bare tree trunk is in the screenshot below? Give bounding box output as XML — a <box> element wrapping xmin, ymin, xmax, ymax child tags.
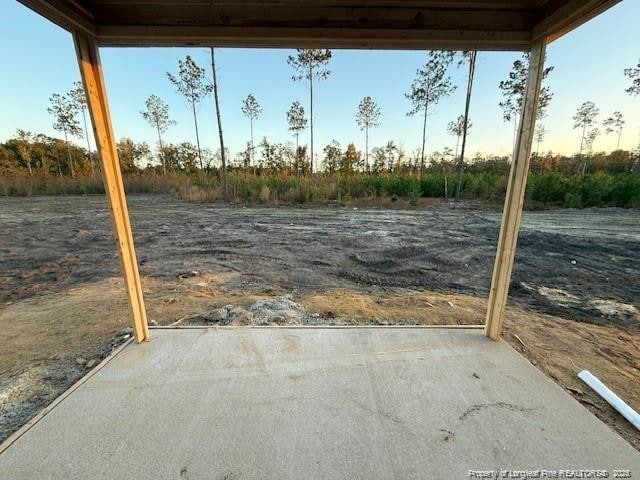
<box><xmin>81</xmin><ymin>107</ymin><xmax>94</xmax><ymax>176</ymax></box>
<box><xmin>191</xmin><ymin>99</ymin><xmax>203</xmax><ymax>169</ymax></box>
<box><xmin>40</xmin><ymin>152</ymin><xmax>47</xmax><ymax>176</ymax></box>
<box><xmin>579</xmin><ymin>124</ymin><xmax>586</xmax><ymax>175</ymax></box>
<box><xmin>309</xmin><ymin>66</ymin><xmax>314</xmax><ymax>175</ymax></box>
<box><xmin>455</xmin><ymin>52</ymin><xmax>476</xmax><ymax>202</ymax></box>
<box><xmin>295</xmin><ymin>132</ymin><xmax>301</xmax><ymax>178</ymax></box>
<box><xmin>455</xmin><ymin>51</ymin><xmax>477</xmax><ymax>202</ymax></box>
<box><xmin>250</xmin><ymin>118</ymin><xmax>255</xmax><ymax>174</ymax></box>
<box><xmin>365</xmin><ymin>126</ymin><xmax>369</xmax><ymax>173</ymax></box>
<box><xmin>210</xmin><ymin>47</ymin><xmax>229</xmax><ymax>202</ymax></box>
<box><xmin>63</xmin><ymin>129</ymin><xmax>75</xmax><ymax>178</ymax></box>
<box><xmin>156</xmin><ymin>124</ymin><xmax>166</xmax><ymax>176</ymax></box>
<box><xmin>420</xmin><ymin>104</ymin><xmax>428</xmax><ymax>176</ymax></box>
<box><xmin>617</xmin><ymin>128</ymin><xmax>622</xmax><ymax>150</ymax></box>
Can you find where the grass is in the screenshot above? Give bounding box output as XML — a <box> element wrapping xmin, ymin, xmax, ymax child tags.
<box><xmin>1</xmin><ymin>170</ymin><xmax>639</xmax><ymax>209</ymax></box>
<box><xmin>0</xmin><ymin>174</ymin><xmax>177</xmax><ymax>197</ymax></box>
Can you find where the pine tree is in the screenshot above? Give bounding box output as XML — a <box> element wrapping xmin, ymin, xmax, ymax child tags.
<box><xmin>210</xmin><ymin>48</ymin><xmax>229</xmax><ymax>201</ymax></box>
<box><xmin>454</xmin><ymin>51</ymin><xmax>477</xmax><ymax>202</ymax></box>
<box><xmin>141</xmin><ymin>95</ymin><xmax>175</xmax><ymax>175</ymax></box>
<box><xmin>167</xmin><ymin>55</ymin><xmax>212</xmax><ymax>169</ymax></box>
<box><xmin>534</xmin><ymin>124</ymin><xmax>546</xmax><ymax>156</ymax></box>
<box><xmin>286</xmin><ymin>101</ymin><xmax>308</xmax><ymax>175</ymax></box>
<box><xmin>603</xmin><ymin>111</ymin><xmax>625</xmax><ymax>151</ymax></box>
<box><xmin>287</xmin><ymin>49</ymin><xmax>332</xmax><ymax>174</ymax></box>
<box><xmin>499</xmin><ymin>53</ymin><xmax>553</xmax><ymax>148</ymax></box>
<box><xmin>68</xmin><ymin>81</ymin><xmax>95</xmax><ymax>176</ymax></box>
<box><xmin>241</xmin><ymin>94</ymin><xmax>262</xmax><ymax>168</ymax></box>
<box><xmin>47</xmin><ymin>93</ymin><xmax>82</xmax><ymax>178</ymax></box>
<box><xmin>356</xmin><ymin>96</ymin><xmax>381</xmax><ymax>172</ymax></box>
<box><xmin>624</xmin><ymin>59</ymin><xmax>640</xmax><ymax>96</ymax></box>
<box><xmin>573</xmin><ymin>101</ymin><xmax>600</xmax><ymax>156</ymax></box>
<box><xmin>447</xmin><ymin>115</ymin><xmax>473</xmax><ymax>161</ymax></box>
<box><xmin>406</xmin><ymin>51</ymin><xmax>456</xmax><ymax>174</ymax></box>
<box><xmin>573</xmin><ymin>101</ymin><xmax>600</xmax><ymax>175</ymax></box>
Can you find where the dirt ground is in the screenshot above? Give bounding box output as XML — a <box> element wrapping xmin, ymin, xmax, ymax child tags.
<box><xmin>1</xmin><ymin>195</ymin><xmax>639</xmax><ymax>449</ymax></box>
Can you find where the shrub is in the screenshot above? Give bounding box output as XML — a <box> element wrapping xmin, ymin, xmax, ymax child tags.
<box><xmin>259</xmin><ymin>185</ymin><xmax>271</xmax><ymax>204</ymax></box>
<box><xmin>2</xmin><ymin>170</ymin><xmax>638</xmax><ymax>209</ymax></box>
<box><xmin>563</xmin><ymin>192</ymin><xmax>583</xmax><ymax>208</ymax></box>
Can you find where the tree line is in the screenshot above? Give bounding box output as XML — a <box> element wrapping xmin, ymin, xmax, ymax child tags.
<box><xmin>1</xmin><ymin>51</ymin><xmax>639</xmax><ymax>196</ymax></box>
<box><xmin>3</xmin><ymin>133</ymin><xmax>637</xmax><ymax>178</ymax></box>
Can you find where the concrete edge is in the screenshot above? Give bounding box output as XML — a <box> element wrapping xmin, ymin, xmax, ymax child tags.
<box><xmin>0</xmin><ymin>326</ymin><xmax>484</xmax><ymax>455</ymax></box>
<box><xmin>0</xmin><ymin>337</ymin><xmax>135</xmax><ymax>455</ymax></box>
<box><xmin>499</xmin><ymin>333</ymin><xmax>640</xmax><ymax>450</ymax></box>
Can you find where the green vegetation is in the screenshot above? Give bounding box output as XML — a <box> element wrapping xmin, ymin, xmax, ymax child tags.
<box><xmin>173</xmin><ymin>170</ymin><xmax>640</xmax><ymax>209</ymax></box>
<box><xmin>2</xmin><ymin>52</ymin><xmax>639</xmax><ymax>209</ymax></box>
<box><xmin>2</xmin><ymin>168</ymin><xmax>639</xmax><ymax>210</ymax></box>
<box><xmin>1</xmin><ymin>130</ymin><xmax>638</xmax><ymax>208</ymax></box>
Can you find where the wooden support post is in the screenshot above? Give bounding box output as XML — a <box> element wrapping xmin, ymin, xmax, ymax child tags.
<box><xmin>73</xmin><ymin>31</ymin><xmax>149</xmax><ymax>343</ymax></box>
<box><xmin>484</xmin><ymin>38</ymin><xmax>547</xmax><ymax>340</ymax></box>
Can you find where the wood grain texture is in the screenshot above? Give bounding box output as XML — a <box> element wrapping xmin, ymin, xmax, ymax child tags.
<box><xmin>17</xmin><ymin>0</ymin><xmax>619</xmax><ymax>49</ymax></box>
<box><xmin>17</xmin><ymin>0</ymin><xmax>96</xmax><ymax>35</ymax></box>
<box><xmin>484</xmin><ymin>37</ymin><xmax>547</xmax><ymax>340</ymax></box>
<box><xmin>90</xmin><ymin>1</ymin><xmax>536</xmax><ymax>49</ymax></box>
<box><xmin>532</xmin><ymin>0</ymin><xmax>621</xmax><ymax>42</ymax></box>
<box><xmin>73</xmin><ymin>32</ymin><xmax>150</xmax><ymax>343</ymax></box>
<box><xmin>95</xmin><ymin>25</ymin><xmax>534</xmax><ymax>50</ymax></box>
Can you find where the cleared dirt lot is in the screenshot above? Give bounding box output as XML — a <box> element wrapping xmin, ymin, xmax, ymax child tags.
<box><xmin>1</xmin><ymin>195</ymin><xmax>639</xmax><ymax>448</ymax></box>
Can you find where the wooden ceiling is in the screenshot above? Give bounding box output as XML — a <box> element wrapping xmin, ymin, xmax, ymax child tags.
<box><xmin>18</xmin><ymin>0</ymin><xmax>620</xmax><ymax>50</ymax></box>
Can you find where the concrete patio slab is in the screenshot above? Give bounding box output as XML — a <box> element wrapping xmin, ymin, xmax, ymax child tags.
<box><xmin>1</xmin><ymin>327</ymin><xmax>639</xmax><ymax>479</ymax></box>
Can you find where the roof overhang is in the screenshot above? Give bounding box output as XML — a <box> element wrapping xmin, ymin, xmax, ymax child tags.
<box><xmin>16</xmin><ymin>0</ymin><xmax>621</xmax><ymax>50</ymax></box>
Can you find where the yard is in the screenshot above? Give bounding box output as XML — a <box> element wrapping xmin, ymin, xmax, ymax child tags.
<box><xmin>1</xmin><ymin>195</ymin><xmax>639</xmax><ymax>449</ymax></box>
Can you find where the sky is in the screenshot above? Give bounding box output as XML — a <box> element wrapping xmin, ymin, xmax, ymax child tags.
<box><xmin>1</xmin><ymin>0</ymin><xmax>639</xmax><ymax>166</ymax></box>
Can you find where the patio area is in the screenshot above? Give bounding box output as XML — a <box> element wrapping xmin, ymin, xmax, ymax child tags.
<box><xmin>1</xmin><ymin>326</ymin><xmax>638</xmax><ymax>479</ymax></box>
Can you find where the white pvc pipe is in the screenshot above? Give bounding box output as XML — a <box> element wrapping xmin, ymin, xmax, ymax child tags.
<box><xmin>578</xmin><ymin>370</ymin><xmax>640</xmax><ymax>431</ymax></box>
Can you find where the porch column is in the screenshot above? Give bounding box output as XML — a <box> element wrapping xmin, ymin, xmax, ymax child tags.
<box><xmin>484</xmin><ymin>37</ymin><xmax>547</xmax><ymax>340</ymax></box>
<box><xmin>73</xmin><ymin>31</ymin><xmax>150</xmax><ymax>343</ymax></box>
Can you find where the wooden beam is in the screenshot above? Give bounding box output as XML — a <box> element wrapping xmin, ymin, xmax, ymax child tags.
<box><xmin>532</xmin><ymin>0</ymin><xmax>621</xmax><ymax>43</ymax></box>
<box><xmin>484</xmin><ymin>36</ymin><xmax>546</xmax><ymax>340</ymax></box>
<box><xmin>91</xmin><ymin>2</ymin><xmax>535</xmax><ymax>50</ymax></box>
<box><xmin>95</xmin><ymin>25</ymin><xmax>532</xmax><ymax>50</ymax></box>
<box><xmin>18</xmin><ymin>0</ymin><xmax>621</xmax><ymax>50</ymax></box>
<box><xmin>90</xmin><ymin>4</ymin><xmax>535</xmax><ymax>30</ymax></box>
<box><xmin>87</xmin><ymin>0</ymin><xmax>542</xmax><ymax>7</ymax></box>
<box><xmin>73</xmin><ymin>31</ymin><xmax>150</xmax><ymax>343</ymax></box>
<box><xmin>17</xmin><ymin>0</ymin><xmax>96</xmax><ymax>36</ymax></box>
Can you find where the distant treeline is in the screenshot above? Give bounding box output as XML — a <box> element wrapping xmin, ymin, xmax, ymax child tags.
<box><xmin>2</xmin><ymin>132</ymin><xmax>639</xmax><ymax>176</ymax></box>
<box><xmin>1</xmin><ymin>133</ymin><xmax>639</xmax><ymax>209</ymax></box>
<box><xmin>2</xmin><ymin>170</ymin><xmax>639</xmax><ymax>209</ymax></box>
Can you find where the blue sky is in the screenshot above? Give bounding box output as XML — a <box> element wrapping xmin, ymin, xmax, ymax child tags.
<box><xmin>1</xmin><ymin>0</ymin><xmax>639</xmax><ymax>165</ymax></box>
